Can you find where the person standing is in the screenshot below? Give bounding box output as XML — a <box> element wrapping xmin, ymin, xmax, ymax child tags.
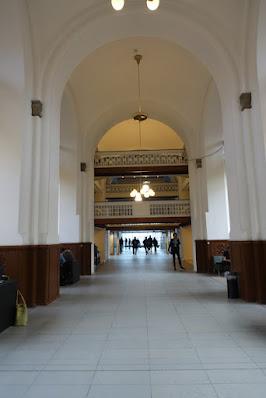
<box><xmin>168</xmin><ymin>233</ymin><xmax>185</xmax><ymax>271</ymax></box>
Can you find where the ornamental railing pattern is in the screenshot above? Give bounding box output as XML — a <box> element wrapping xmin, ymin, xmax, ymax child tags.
<box><xmin>95</xmin><ymin>200</ymin><xmax>190</xmax><ymax>218</ymax></box>
<box><xmin>149</xmin><ymin>201</ymin><xmax>190</xmax><ymax>217</ymax></box>
<box><xmin>106</xmin><ymin>182</ymin><xmax>179</xmax><ymax>194</ymax></box>
<box><xmin>95</xmin><ymin>149</ymin><xmax>187</xmax><ymax>168</ymax></box>
<box><xmin>95</xmin><ymin>203</ymin><xmax>133</xmax><ymax>218</ymax></box>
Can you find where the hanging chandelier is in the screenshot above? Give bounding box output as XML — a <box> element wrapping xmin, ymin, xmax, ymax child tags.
<box><xmin>111</xmin><ymin>0</ymin><xmax>160</xmax><ymax>11</ymax></box>
<box><xmin>130</xmin><ymin>181</ymin><xmax>155</xmax><ymax>201</ymax></box>
<box><xmin>129</xmin><ymin>53</ymin><xmax>155</xmax><ymax>201</ymax></box>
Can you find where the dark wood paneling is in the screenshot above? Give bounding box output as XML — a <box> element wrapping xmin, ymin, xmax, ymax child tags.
<box><xmin>59</xmin><ymin>242</ymin><xmax>92</xmax><ymax>276</ymax></box>
<box><xmin>95</xmin><ymin>165</ymin><xmax>189</xmax><ymax>177</ymax></box>
<box><xmin>95</xmin><ymin>216</ymin><xmax>191</xmax><ymax>227</ymax></box>
<box><xmin>195</xmin><ymin>240</ymin><xmax>229</xmax><ymax>274</ymax></box>
<box><xmin>253</xmin><ymin>241</ymin><xmax>266</xmax><ymax>304</ymax></box>
<box><xmin>108</xmin><ymin>224</ymin><xmax>190</xmax><ymax>231</ymax></box>
<box><xmin>0</xmin><ymin>246</ymin><xmax>37</xmax><ymax>307</ymax></box>
<box><xmin>80</xmin><ymin>243</ymin><xmax>92</xmax><ymax>275</ymax></box>
<box><xmin>230</xmin><ymin>241</ymin><xmax>256</xmax><ymax>302</ymax></box>
<box><xmin>195</xmin><ymin>240</ymin><xmax>209</xmax><ymax>273</ymax></box>
<box><xmin>35</xmin><ymin>245</ymin><xmax>60</xmax><ymax>306</ymax></box>
<box><xmin>0</xmin><ymin>242</ymin><xmax>92</xmax><ymax>307</ymax></box>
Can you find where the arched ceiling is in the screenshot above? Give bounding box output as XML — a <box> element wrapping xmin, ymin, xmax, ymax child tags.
<box><xmin>98</xmin><ymin>119</ymin><xmax>184</xmax><ymax>151</ymax></box>
<box><xmin>67</xmin><ymin>37</ymin><xmax>211</xmax><ymax>143</ymax></box>
<box><xmin>26</xmin><ymin>0</ymin><xmax>248</xmax><ymax>72</ymax></box>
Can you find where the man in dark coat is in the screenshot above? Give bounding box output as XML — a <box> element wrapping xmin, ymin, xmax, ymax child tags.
<box><xmin>168</xmin><ymin>233</ymin><xmax>185</xmax><ymax>271</ymax></box>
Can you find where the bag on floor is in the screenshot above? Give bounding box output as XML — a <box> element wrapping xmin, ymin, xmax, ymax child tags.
<box><xmin>15</xmin><ymin>290</ymin><xmax>28</xmax><ymax>326</ymax></box>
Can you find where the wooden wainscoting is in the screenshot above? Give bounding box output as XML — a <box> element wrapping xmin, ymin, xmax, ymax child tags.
<box><xmin>0</xmin><ymin>246</ymin><xmax>37</xmax><ymax>307</ymax></box>
<box><xmin>0</xmin><ymin>242</ymin><xmax>92</xmax><ymax>307</ymax></box>
<box><xmin>253</xmin><ymin>241</ymin><xmax>266</xmax><ymax>304</ymax></box>
<box><xmin>195</xmin><ymin>240</ymin><xmax>229</xmax><ymax>274</ymax></box>
<box><xmin>59</xmin><ymin>242</ymin><xmax>92</xmax><ymax>276</ymax></box>
<box><xmin>230</xmin><ymin>240</ymin><xmax>266</xmax><ymax>304</ymax></box>
<box><xmin>196</xmin><ymin>240</ymin><xmax>266</xmax><ymax>304</ymax></box>
<box><xmin>230</xmin><ymin>241</ymin><xmax>256</xmax><ymax>302</ymax></box>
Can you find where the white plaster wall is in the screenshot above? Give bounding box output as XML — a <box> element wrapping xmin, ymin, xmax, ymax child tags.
<box><xmin>201</xmin><ymin>82</ymin><xmax>229</xmax><ymax>239</ymax></box>
<box><xmin>257</xmin><ymin>0</ymin><xmax>266</xmax><ymax>151</ymax></box>
<box><xmin>59</xmin><ymin>89</ymin><xmax>80</xmax><ymax>242</ymax></box>
<box><xmin>0</xmin><ymin>0</ymin><xmax>31</xmax><ymax>245</ymax></box>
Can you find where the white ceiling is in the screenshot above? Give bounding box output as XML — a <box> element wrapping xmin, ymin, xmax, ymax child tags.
<box><xmin>26</xmin><ymin>0</ymin><xmax>248</xmax><ymax>70</ymax></box>
<box><xmin>68</xmin><ymin>37</ymin><xmax>211</xmax><ymax>143</ymax></box>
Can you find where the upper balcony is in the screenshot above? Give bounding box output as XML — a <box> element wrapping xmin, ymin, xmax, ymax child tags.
<box><xmin>94</xmin><ymin>149</ymin><xmax>188</xmax><ymax>176</ymax></box>
<box><xmin>95</xmin><ymin>199</ymin><xmax>191</xmax><ymax>228</ymax></box>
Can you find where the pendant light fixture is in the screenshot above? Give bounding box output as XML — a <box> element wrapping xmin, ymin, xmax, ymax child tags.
<box><xmin>129</xmin><ymin>53</ymin><xmax>156</xmax><ymax>201</ymax></box>
<box><xmin>111</xmin><ymin>0</ymin><xmax>160</xmax><ymax>11</ymax></box>
<box><xmin>111</xmin><ymin>0</ymin><xmax>124</xmax><ymax>11</ymax></box>
<box><xmin>146</xmin><ymin>0</ymin><xmax>160</xmax><ymax>11</ymax></box>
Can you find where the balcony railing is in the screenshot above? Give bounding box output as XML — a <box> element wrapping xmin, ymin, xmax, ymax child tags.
<box><xmin>95</xmin><ymin>200</ymin><xmax>190</xmax><ymax>219</ymax></box>
<box><xmin>105</xmin><ymin>182</ymin><xmax>179</xmax><ymax>194</ymax></box>
<box><xmin>95</xmin><ymin>149</ymin><xmax>187</xmax><ymax>168</ymax></box>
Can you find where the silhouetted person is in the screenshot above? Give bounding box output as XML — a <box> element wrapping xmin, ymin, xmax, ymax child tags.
<box><xmin>168</xmin><ymin>233</ymin><xmax>185</xmax><ymax>271</ymax></box>
<box><xmin>152</xmin><ymin>237</ymin><xmax>158</xmax><ymax>253</ymax></box>
<box><xmin>132</xmin><ymin>237</ymin><xmax>140</xmax><ymax>255</ymax></box>
<box><xmin>143</xmin><ymin>237</ymin><xmax>149</xmax><ymax>254</ymax></box>
<box><xmin>147</xmin><ymin>236</ymin><xmax>153</xmax><ymax>252</ymax></box>
<box><xmin>128</xmin><ymin>238</ymin><xmax>131</xmax><ymax>248</ymax></box>
<box><xmin>125</xmin><ymin>238</ymin><xmax>128</xmax><ymax>247</ymax></box>
<box><xmin>119</xmin><ymin>237</ymin><xmax>124</xmax><ymax>253</ymax></box>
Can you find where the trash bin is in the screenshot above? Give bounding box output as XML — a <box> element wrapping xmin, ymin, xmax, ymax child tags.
<box><xmin>225</xmin><ymin>272</ymin><xmax>239</xmax><ymax>299</ymax></box>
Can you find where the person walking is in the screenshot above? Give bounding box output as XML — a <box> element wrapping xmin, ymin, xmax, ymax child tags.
<box><xmin>132</xmin><ymin>237</ymin><xmax>139</xmax><ymax>255</ymax></box>
<box><xmin>119</xmin><ymin>237</ymin><xmax>124</xmax><ymax>253</ymax></box>
<box><xmin>147</xmin><ymin>236</ymin><xmax>153</xmax><ymax>253</ymax></box>
<box><xmin>152</xmin><ymin>237</ymin><xmax>158</xmax><ymax>253</ymax></box>
<box><xmin>168</xmin><ymin>233</ymin><xmax>185</xmax><ymax>271</ymax></box>
<box><xmin>143</xmin><ymin>237</ymin><xmax>149</xmax><ymax>255</ymax></box>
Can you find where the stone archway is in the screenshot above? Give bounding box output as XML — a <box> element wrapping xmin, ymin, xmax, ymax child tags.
<box><xmin>35</xmin><ymin>4</ymin><xmax>250</xmax><ymax>261</ymax></box>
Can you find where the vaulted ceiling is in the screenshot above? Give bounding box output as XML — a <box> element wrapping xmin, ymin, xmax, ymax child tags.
<box><xmin>67</xmin><ymin>37</ymin><xmax>211</xmax><ymax>143</ymax></box>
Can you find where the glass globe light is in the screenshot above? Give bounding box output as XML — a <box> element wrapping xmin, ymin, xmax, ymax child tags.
<box><xmin>111</xmin><ymin>0</ymin><xmax>124</xmax><ymax>11</ymax></box>
<box><xmin>135</xmin><ymin>192</ymin><xmax>143</xmax><ymax>202</ymax></box>
<box><xmin>144</xmin><ymin>192</ymin><xmax>150</xmax><ymax>198</ymax></box>
<box><xmin>146</xmin><ymin>0</ymin><xmax>160</xmax><ymax>11</ymax></box>
<box><xmin>149</xmin><ymin>189</ymin><xmax>155</xmax><ymax>196</ymax></box>
<box><xmin>130</xmin><ymin>189</ymin><xmax>137</xmax><ymax>198</ymax></box>
<box><xmin>141</xmin><ymin>183</ymin><xmax>150</xmax><ymax>193</ymax></box>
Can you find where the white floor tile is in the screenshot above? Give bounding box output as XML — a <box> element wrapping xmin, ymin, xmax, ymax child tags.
<box><xmin>152</xmin><ymin>384</ymin><xmax>217</xmax><ymax>398</ymax></box>
<box><xmin>87</xmin><ymin>385</ymin><xmax>151</xmax><ymax>398</ymax></box>
<box><xmin>2</xmin><ymin>252</ymin><xmax>266</xmax><ymax>395</ymax></box>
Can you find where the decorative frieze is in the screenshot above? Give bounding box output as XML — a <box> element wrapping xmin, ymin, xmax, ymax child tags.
<box><xmin>105</xmin><ymin>182</ymin><xmax>179</xmax><ymax>194</ymax></box>
<box><xmin>95</xmin><ymin>149</ymin><xmax>187</xmax><ymax>168</ymax></box>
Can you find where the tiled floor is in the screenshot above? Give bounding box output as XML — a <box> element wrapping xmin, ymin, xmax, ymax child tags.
<box><xmin>1</xmin><ymin>250</ymin><xmax>266</xmax><ymax>397</ymax></box>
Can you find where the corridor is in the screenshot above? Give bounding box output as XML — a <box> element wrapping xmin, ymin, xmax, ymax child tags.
<box><xmin>2</xmin><ymin>253</ymin><xmax>266</xmax><ymax>397</ymax></box>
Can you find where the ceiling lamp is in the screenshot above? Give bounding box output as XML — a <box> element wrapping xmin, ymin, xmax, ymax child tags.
<box><xmin>130</xmin><ymin>189</ymin><xmax>138</xmax><ymax>198</ymax></box>
<box><xmin>129</xmin><ymin>54</ymin><xmax>156</xmax><ymax>201</ymax></box>
<box><xmin>110</xmin><ymin>0</ymin><xmax>160</xmax><ymax>11</ymax></box>
<box><xmin>111</xmin><ymin>0</ymin><xmax>124</xmax><ymax>11</ymax></box>
<box><xmin>135</xmin><ymin>192</ymin><xmax>143</xmax><ymax>202</ymax></box>
<box><xmin>130</xmin><ymin>180</ymin><xmax>156</xmax><ymax>201</ymax></box>
<box><xmin>146</xmin><ymin>0</ymin><xmax>160</xmax><ymax>11</ymax></box>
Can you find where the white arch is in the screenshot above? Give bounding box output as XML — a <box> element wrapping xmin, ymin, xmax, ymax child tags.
<box><xmin>83</xmin><ymin>98</ymin><xmax>194</xmax><ymax>156</ymax></box>
<box><xmin>36</xmin><ymin>4</ymin><xmax>251</xmax><ymax>243</ymax></box>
